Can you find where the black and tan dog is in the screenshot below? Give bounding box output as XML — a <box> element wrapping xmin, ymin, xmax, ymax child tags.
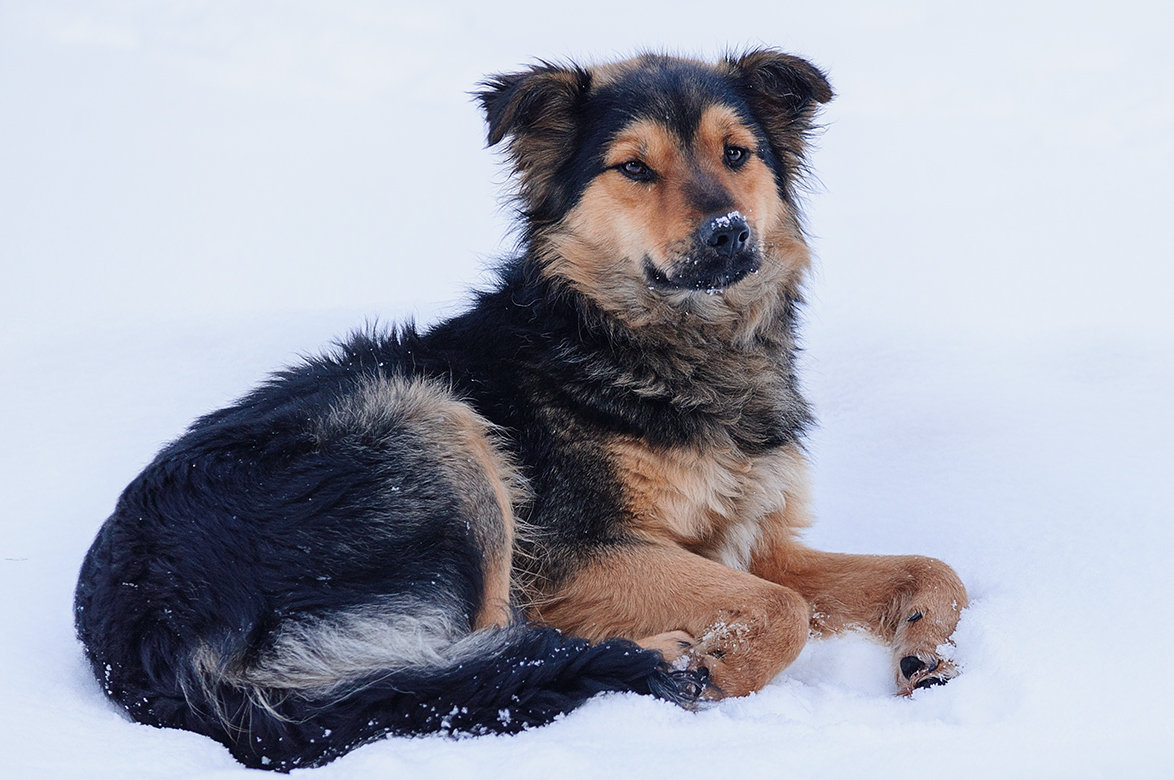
<box><xmin>75</xmin><ymin>50</ymin><xmax>968</xmax><ymax>771</ymax></box>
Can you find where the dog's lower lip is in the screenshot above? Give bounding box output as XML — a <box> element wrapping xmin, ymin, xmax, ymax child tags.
<box><xmin>644</xmin><ymin>254</ymin><xmax>760</xmax><ymax>292</ymax></box>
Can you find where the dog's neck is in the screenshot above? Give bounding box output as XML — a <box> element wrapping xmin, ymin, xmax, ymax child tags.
<box><xmin>503</xmin><ymin>258</ymin><xmax>812</xmax><ymax>453</ymax></box>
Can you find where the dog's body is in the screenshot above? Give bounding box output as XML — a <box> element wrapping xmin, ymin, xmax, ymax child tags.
<box><xmin>75</xmin><ymin>51</ymin><xmax>968</xmax><ymax>771</ymax></box>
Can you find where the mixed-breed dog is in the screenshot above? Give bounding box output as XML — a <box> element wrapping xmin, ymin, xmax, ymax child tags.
<box><xmin>74</xmin><ymin>50</ymin><xmax>968</xmax><ymax>770</ymax></box>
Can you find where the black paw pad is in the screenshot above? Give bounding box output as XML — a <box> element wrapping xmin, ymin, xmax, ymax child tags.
<box><xmin>914</xmin><ymin>676</ymin><xmax>947</xmax><ymax>689</ymax></box>
<box><xmin>900</xmin><ymin>655</ymin><xmax>926</xmax><ymax>679</ymax></box>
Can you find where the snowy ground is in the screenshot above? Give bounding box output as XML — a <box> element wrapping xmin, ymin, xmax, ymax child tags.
<box><xmin>3</xmin><ymin>1</ymin><xmax>1173</xmax><ymax>777</ymax></box>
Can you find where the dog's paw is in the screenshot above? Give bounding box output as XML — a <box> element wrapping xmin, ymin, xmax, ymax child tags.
<box><xmin>894</xmin><ymin>607</ymin><xmax>960</xmax><ymax>694</ymax></box>
<box><xmin>636</xmin><ymin>629</ymin><xmax>734</xmax><ymax>699</ymax></box>
<box><xmin>895</xmin><ymin>650</ymin><xmax>958</xmax><ymax>695</ymax></box>
<box><xmin>636</xmin><ymin>630</ymin><xmax>696</xmax><ymax>667</ymax></box>
<box><xmin>889</xmin><ymin>558</ymin><xmax>968</xmax><ymax>695</ymax></box>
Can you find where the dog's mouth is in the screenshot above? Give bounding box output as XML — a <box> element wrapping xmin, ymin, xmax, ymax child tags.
<box><xmin>642</xmin><ymin>248</ymin><xmax>762</xmax><ymax>294</ymax></box>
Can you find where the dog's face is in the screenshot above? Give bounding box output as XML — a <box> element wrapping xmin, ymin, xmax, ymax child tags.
<box><xmin>479</xmin><ymin>51</ymin><xmax>831</xmax><ymax>328</ymax></box>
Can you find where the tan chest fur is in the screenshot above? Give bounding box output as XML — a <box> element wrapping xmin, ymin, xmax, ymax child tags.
<box><xmin>607</xmin><ymin>438</ymin><xmax>811</xmax><ymax>569</ymax></box>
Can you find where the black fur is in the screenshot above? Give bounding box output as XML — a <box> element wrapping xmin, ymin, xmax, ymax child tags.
<box><xmin>74</xmin><ymin>294</ymin><xmax>710</xmax><ymax>767</ymax></box>
<box><xmin>75</xmin><ymin>49</ymin><xmax>827</xmax><ymax>770</ymax></box>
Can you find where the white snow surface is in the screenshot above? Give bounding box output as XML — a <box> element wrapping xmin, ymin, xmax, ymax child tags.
<box><xmin>2</xmin><ymin>1</ymin><xmax>1173</xmax><ymax>778</ymax></box>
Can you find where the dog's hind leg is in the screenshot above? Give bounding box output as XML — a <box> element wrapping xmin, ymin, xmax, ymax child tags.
<box><xmin>532</xmin><ymin>543</ymin><xmax>811</xmax><ymax>697</ymax></box>
<box><xmin>749</xmin><ymin>528</ymin><xmax>968</xmax><ymax>695</ymax></box>
<box><xmin>321</xmin><ymin>375</ymin><xmax>523</xmax><ymax>633</ymax></box>
<box><xmin>415</xmin><ymin>390</ymin><xmax>520</xmax><ymax>632</ymax></box>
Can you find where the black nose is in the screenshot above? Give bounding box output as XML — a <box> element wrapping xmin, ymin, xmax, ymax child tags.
<box><xmin>701</xmin><ymin>214</ymin><xmax>751</xmax><ymax>257</ymax></box>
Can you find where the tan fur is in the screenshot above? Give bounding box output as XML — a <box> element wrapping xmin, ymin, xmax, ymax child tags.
<box><xmin>609</xmin><ymin>439</ymin><xmax>810</xmax><ymax>569</ymax></box>
<box><xmin>749</xmin><ymin>536</ymin><xmax>969</xmax><ymax>694</ymax></box>
<box><xmin>538</xmin><ymin>105</ymin><xmax>808</xmax><ymax>340</ymax></box>
<box><xmin>437</xmin><ymin>403</ymin><xmax>525</xmax><ymax>630</ymax></box>
<box><xmin>546</xmin><ymin>426</ymin><xmax>967</xmax><ymax>696</ymax></box>
<box><xmin>531</xmin><ymin>543</ymin><xmax>810</xmax><ymax>697</ymax></box>
<box><xmin>634</xmin><ymin>630</ymin><xmax>695</xmax><ymax>661</ymax></box>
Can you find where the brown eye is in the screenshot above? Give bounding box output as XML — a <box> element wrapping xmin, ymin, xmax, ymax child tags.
<box><xmin>725</xmin><ymin>145</ymin><xmax>749</xmax><ymax>168</ymax></box>
<box><xmin>619</xmin><ymin>159</ymin><xmax>654</xmax><ymax>181</ymax></box>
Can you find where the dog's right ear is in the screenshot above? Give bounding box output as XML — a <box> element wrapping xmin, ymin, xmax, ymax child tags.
<box><xmin>476</xmin><ymin>63</ymin><xmax>591</xmax><ymax>222</ymax></box>
<box><xmin>476</xmin><ymin>62</ymin><xmax>590</xmax><ymax>148</ymax></box>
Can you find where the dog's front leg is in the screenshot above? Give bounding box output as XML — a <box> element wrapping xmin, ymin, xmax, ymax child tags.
<box><xmin>750</xmin><ymin>532</ymin><xmax>968</xmax><ymax>694</ymax></box>
<box><xmin>530</xmin><ymin>542</ymin><xmax>811</xmax><ymax>697</ymax></box>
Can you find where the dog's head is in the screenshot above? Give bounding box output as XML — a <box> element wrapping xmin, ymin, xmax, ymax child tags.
<box><xmin>478</xmin><ymin>51</ymin><xmax>831</xmax><ymax>329</ymax></box>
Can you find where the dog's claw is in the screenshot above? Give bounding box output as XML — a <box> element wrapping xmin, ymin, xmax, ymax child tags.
<box><xmin>914</xmin><ymin>676</ymin><xmax>947</xmax><ymax>690</ymax></box>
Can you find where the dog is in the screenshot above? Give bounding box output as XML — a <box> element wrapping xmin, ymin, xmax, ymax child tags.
<box><xmin>74</xmin><ymin>50</ymin><xmax>969</xmax><ymax>771</ymax></box>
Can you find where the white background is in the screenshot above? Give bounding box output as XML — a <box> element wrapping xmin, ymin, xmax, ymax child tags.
<box><xmin>2</xmin><ymin>1</ymin><xmax>1172</xmax><ymax>777</ymax></box>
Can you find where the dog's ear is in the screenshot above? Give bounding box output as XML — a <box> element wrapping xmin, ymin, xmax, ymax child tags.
<box><xmin>476</xmin><ymin>62</ymin><xmax>591</xmax><ymax>222</ymax></box>
<box><xmin>730</xmin><ymin>49</ymin><xmax>833</xmax><ymax>125</ymax></box>
<box><xmin>477</xmin><ymin>62</ymin><xmax>590</xmax><ymax>147</ymax></box>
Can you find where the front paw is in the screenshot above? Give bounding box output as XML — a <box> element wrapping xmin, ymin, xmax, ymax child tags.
<box><xmin>636</xmin><ymin>629</ymin><xmax>697</xmax><ymax>666</ymax></box>
<box><xmin>891</xmin><ymin>558</ymin><xmax>967</xmax><ymax>694</ymax></box>
<box><xmin>895</xmin><ymin>651</ymin><xmax>959</xmax><ymax>695</ymax></box>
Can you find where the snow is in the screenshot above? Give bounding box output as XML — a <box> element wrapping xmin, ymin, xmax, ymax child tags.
<box><xmin>2</xmin><ymin>1</ymin><xmax>1172</xmax><ymax>777</ymax></box>
<box><xmin>712</xmin><ymin>211</ymin><xmax>744</xmax><ymax>227</ymax></box>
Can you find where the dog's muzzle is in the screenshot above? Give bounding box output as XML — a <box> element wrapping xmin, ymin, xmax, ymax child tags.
<box><xmin>644</xmin><ymin>212</ymin><xmax>761</xmax><ymax>292</ymax></box>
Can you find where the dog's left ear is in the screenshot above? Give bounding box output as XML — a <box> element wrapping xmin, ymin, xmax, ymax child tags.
<box><xmin>730</xmin><ymin>49</ymin><xmax>833</xmax><ymax>125</ymax></box>
<box><xmin>729</xmin><ymin>49</ymin><xmax>833</xmax><ymax>198</ymax></box>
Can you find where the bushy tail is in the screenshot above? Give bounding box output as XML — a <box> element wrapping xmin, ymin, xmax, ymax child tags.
<box><xmin>181</xmin><ymin>625</ymin><xmax>703</xmax><ymax>771</ymax></box>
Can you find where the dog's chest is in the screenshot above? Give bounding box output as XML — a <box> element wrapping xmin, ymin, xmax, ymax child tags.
<box><xmin>608</xmin><ymin>437</ymin><xmax>807</xmax><ymax>569</ymax></box>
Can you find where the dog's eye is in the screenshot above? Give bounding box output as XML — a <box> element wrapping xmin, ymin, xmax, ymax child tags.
<box><xmin>724</xmin><ymin>145</ymin><xmax>749</xmax><ymax>168</ymax></box>
<box><xmin>619</xmin><ymin>160</ymin><xmax>655</xmax><ymax>181</ymax></box>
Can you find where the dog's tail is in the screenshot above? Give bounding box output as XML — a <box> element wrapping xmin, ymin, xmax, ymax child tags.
<box><xmin>110</xmin><ymin>621</ymin><xmax>703</xmax><ymax>772</ymax></box>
